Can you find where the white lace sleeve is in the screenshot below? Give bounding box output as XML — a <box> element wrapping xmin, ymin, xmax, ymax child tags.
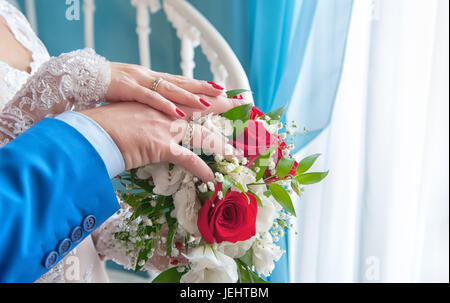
<box><xmin>0</xmin><ymin>48</ymin><xmax>110</xmax><ymax>147</ymax></box>
<box><xmin>92</xmin><ymin>205</ymin><xmax>175</xmax><ymax>274</ymax></box>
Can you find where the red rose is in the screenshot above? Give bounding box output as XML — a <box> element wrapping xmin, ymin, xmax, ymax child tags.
<box><xmin>232</xmin><ymin>107</ymin><xmax>277</xmax><ymax>158</ymax></box>
<box><xmin>233</xmin><ymin>120</ymin><xmax>277</xmax><ymax>157</ymax></box>
<box><xmin>197</xmin><ymin>185</ymin><xmax>258</xmax><ymax>244</ymax></box>
<box><xmin>249</xmin><ymin>106</ymin><xmax>264</xmax><ymax>120</ymax></box>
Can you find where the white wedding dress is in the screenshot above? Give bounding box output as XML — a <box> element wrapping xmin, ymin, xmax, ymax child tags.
<box><xmin>0</xmin><ymin>0</ymin><xmax>139</xmax><ymax>283</ymax></box>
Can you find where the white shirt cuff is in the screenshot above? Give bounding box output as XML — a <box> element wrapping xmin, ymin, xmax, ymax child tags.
<box><xmin>55</xmin><ymin>111</ymin><xmax>125</xmax><ymax>178</ymax></box>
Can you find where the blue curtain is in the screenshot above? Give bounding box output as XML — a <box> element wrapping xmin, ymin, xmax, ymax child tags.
<box><xmin>16</xmin><ymin>0</ymin><xmax>353</xmax><ymax>283</ymax></box>
<box><xmin>248</xmin><ymin>0</ymin><xmax>353</xmax><ymax>282</ymax></box>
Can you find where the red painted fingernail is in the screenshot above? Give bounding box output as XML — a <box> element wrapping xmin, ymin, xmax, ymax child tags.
<box><xmin>176</xmin><ymin>109</ymin><xmax>186</xmax><ymax>118</ymax></box>
<box><xmin>208</xmin><ymin>81</ymin><xmax>224</xmax><ymax>90</ymax></box>
<box><xmin>200</xmin><ymin>98</ymin><xmax>211</xmax><ymax>107</ymax></box>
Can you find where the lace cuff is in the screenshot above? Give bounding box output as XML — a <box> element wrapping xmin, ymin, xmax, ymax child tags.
<box><xmin>0</xmin><ymin>48</ymin><xmax>110</xmax><ymax>147</ymax></box>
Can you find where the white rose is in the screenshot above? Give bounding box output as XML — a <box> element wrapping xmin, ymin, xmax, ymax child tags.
<box><xmin>201</xmin><ymin>114</ymin><xmax>234</xmax><ymax>137</ymax></box>
<box><xmin>230</xmin><ymin>166</ymin><xmax>256</xmax><ymax>192</ymax></box>
<box><xmin>180</xmin><ymin>246</ymin><xmax>238</xmax><ymax>283</ymax></box>
<box><xmin>216</xmin><ymin>237</ymin><xmax>255</xmax><ymax>258</ymax></box>
<box><xmin>252</xmin><ymin>233</ymin><xmax>284</xmax><ymax>277</ymax></box>
<box><xmin>136</xmin><ymin>165</ymin><xmax>152</xmax><ymax>180</ymax></box>
<box><xmin>172</xmin><ymin>182</ymin><xmax>201</xmax><ymax>235</ymax></box>
<box><xmin>248</xmin><ymin>184</ymin><xmax>281</xmax><ymax>233</ymax></box>
<box><xmin>148</xmin><ymin>162</ymin><xmax>185</xmax><ymax>195</ymax></box>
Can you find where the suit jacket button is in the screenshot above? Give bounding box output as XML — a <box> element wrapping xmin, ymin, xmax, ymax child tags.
<box><xmin>43</xmin><ymin>251</ymin><xmax>59</xmax><ymax>269</ymax></box>
<box><xmin>69</xmin><ymin>226</ymin><xmax>83</xmax><ymax>243</ymax></box>
<box><xmin>82</xmin><ymin>215</ymin><xmax>96</xmax><ymax>232</ymax></box>
<box><xmin>57</xmin><ymin>238</ymin><xmax>72</xmax><ymax>255</ymax></box>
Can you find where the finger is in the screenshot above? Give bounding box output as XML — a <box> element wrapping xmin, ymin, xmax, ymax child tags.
<box><xmin>191</xmin><ymin>125</ymin><xmax>242</xmax><ymax>159</ymax></box>
<box><xmin>166</xmin><ymin>144</ymin><xmax>215</xmax><ymax>183</ymax></box>
<box><xmin>159</xmin><ymin>73</ymin><xmax>224</xmax><ymax>97</ymax></box>
<box><xmin>134</xmin><ymin>85</ymin><xmax>186</xmax><ymax>119</ymax></box>
<box><xmin>156</xmin><ymin>80</ymin><xmax>212</xmax><ymax>109</ymax></box>
<box><xmin>179</xmin><ymin>94</ymin><xmax>252</xmax><ymax>118</ymax></box>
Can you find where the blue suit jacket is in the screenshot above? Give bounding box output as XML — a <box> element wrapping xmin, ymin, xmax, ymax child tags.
<box><xmin>0</xmin><ymin>118</ymin><xmax>119</xmax><ymax>282</ymax></box>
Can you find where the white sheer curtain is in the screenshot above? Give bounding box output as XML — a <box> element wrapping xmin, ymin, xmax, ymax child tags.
<box><xmin>289</xmin><ymin>0</ymin><xmax>449</xmax><ymax>283</ymax></box>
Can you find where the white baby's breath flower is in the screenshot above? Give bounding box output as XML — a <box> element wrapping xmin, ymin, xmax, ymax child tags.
<box><xmin>224</xmin><ymin>144</ymin><xmax>234</xmax><ymax>156</ymax></box>
<box><xmin>207</xmin><ymin>181</ymin><xmax>215</xmax><ymax>192</ymax></box>
<box><xmin>214</xmin><ymin>154</ymin><xmax>224</xmax><ymax>163</ymax></box>
<box><xmin>180</xmin><ymin>246</ymin><xmax>238</xmax><ymax>283</ymax></box>
<box><xmin>142</xmin><ymin>216</ymin><xmax>153</xmax><ymax>227</ymax></box>
<box><xmin>231</xmin><ymin>157</ymin><xmax>239</xmax><ymax>165</ymax></box>
<box><xmin>252</xmin><ymin>233</ymin><xmax>284</xmax><ymax>277</ymax></box>
<box><xmin>241</xmin><ymin>158</ymin><xmax>248</xmax><ymax>165</ymax></box>
<box><xmin>198</xmin><ymin>183</ymin><xmax>207</xmax><ymax>193</ymax></box>
<box><xmin>171</xmin><ymin>247</ymin><xmax>179</xmax><ymax>258</ymax></box>
<box><xmin>215</xmin><ymin>172</ymin><xmax>224</xmax><ymax>183</ymax></box>
<box><xmin>225</xmin><ymin>163</ymin><xmax>236</xmax><ymax>173</ymax></box>
<box><xmin>157</xmin><ymin>216</ymin><xmax>166</xmax><ymax>225</ymax></box>
<box><xmin>217</xmin><ymin>191</ymin><xmax>224</xmax><ymax>200</ymax></box>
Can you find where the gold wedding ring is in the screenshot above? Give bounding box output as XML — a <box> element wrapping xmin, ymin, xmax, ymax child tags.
<box><xmin>151</xmin><ymin>77</ymin><xmax>164</xmax><ymax>92</ymax></box>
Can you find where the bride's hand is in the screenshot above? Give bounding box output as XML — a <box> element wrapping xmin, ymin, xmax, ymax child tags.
<box><xmin>105</xmin><ymin>63</ymin><xmax>225</xmax><ymax>119</ymax></box>
<box><xmin>80</xmin><ymin>98</ymin><xmax>247</xmax><ymax>182</ymax></box>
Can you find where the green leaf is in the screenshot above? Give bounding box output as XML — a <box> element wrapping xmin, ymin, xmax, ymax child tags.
<box><xmin>264</xmin><ymin>105</ymin><xmax>288</xmax><ymax>121</ymax></box>
<box><xmin>296</xmin><ymin>171</ymin><xmax>329</xmax><ymax>185</ymax></box>
<box><xmin>135</xmin><ymin>240</ymin><xmax>153</xmax><ymax>272</ymax></box>
<box><xmin>252</xmin><ymin>146</ymin><xmax>276</xmax><ymax>181</ymax></box>
<box><xmin>248</xmin><ymin>190</ymin><xmax>262</xmax><ymax>207</ymax></box>
<box><xmin>165</xmin><ymin>213</ymin><xmax>178</xmax><ymax>257</ymax></box>
<box><xmin>221</xmin><ymin>175</ymin><xmax>234</xmax><ymax>197</ymax></box>
<box><xmin>263</xmin><ymin>190</ymin><xmax>271</xmax><ymax>198</ymax></box>
<box><xmin>232</xmin><ymin>119</ymin><xmax>249</xmax><ymax>139</ymax></box>
<box><xmin>222</xmin><ymin>103</ymin><xmax>253</xmax><ymax>122</ymax></box>
<box><xmin>296</xmin><ymin>153</ymin><xmax>322</xmax><ymax>175</ymax></box>
<box><xmin>152</xmin><ymin>267</ymin><xmax>184</xmax><ymax>283</ymax></box>
<box><xmin>198</xmin><ymin>191</ymin><xmax>214</xmax><ymax>202</ymax></box>
<box><xmin>276</xmin><ymin>157</ymin><xmax>295</xmax><ymax>179</ymax></box>
<box><xmin>234</xmin><ymin>182</ymin><xmax>250</xmax><ymax>203</ymax></box>
<box><xmin>268</xmin><ymin>183</ymin><xmax>296</xmax><ymax>216</ymax></box>
<box><xmin>238</xmin><ymin>248</ymin><xmax>253</xmax><ymax>268</ymax></box>
<box><xmin>226</xmin><ymin>89</ymin><xmax>252</xmax><ymax>99</ymax></box>
<box><xmin>235</xmin><ymin>259</ymin><xmax>268</xmax><ymax>283</ymax></box>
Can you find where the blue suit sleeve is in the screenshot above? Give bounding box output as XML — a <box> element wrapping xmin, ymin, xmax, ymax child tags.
<box><xmin>0</xmin><ymin>118</ymin><xmax>119</xmax><ymax>282</ymax></box>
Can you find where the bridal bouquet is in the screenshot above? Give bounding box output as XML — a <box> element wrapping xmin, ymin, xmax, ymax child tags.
<box><xmin>112</xmin><ymin>90</ymin><xmax>328</xmax><ymax>283</ymax></box>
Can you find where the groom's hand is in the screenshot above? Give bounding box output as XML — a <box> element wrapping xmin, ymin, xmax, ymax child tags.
<box><xmin>79</xmin><ymin>96</ymin><xmax>248</xmax><ymax>182</ymax></box>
